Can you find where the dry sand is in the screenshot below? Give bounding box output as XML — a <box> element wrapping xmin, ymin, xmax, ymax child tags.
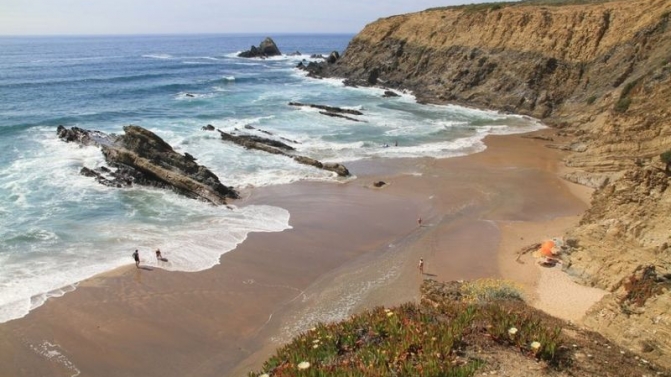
<box><xmin>0</xmin><ymin>129</ymin><xmax>606</xmax><ymax>377</ymax></box>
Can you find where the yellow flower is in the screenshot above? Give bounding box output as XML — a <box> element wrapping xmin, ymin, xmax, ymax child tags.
<box><xmin>386</xmin><ymin>312</ymin><xmax>394</xmax><ymax>317</ymax></box>
<box><xmin>508</xmin><ymin>327</ymin><xmax>518</xmax><ymax>336</ymax></box>
<box><xmin>297</xmin><ymin>361</ymin><xmax>311</xmax><ymax>370</ymax></box>
<box><xmin>259</xmin><ymin>374</ymin><xmax>269</xmax><ymax>377</ymax></box>
<box><xmin>530</xmin><ymin>341</ymin><xmax>541</xmax><ymax>350</ymax></box>
<box><xmin>313</xmin><ymin>344</ymin><xmax>319</xmax><ymax>349</ymax></box>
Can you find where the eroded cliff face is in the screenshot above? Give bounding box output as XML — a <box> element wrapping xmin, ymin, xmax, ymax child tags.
<box><xmin>321</xmin><ymin>0</ymin><xmax>671</xmax><ymax>368</ymax></box>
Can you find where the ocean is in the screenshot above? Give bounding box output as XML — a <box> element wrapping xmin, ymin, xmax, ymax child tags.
<box><xmin>0</xmin><ymin>34</ymin><xmax>543</xmax><ymax>324</ymax></box>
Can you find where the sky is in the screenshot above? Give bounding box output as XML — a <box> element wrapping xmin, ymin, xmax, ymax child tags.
<box><xmin>0</xmin><ymin>0</ymin><xmax>507</xmax><ymax>36</ymax></box>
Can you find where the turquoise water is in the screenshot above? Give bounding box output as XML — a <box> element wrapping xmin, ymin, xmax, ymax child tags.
<box><xmin>0</xmin><ymin>34</ymin><xmax>543</xmax><ymax>323</ymax></box>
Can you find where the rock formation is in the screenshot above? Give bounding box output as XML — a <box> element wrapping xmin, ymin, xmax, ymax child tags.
<box><xmin>57</xmin><ymin>125</ymin><xmax>238</xmax><ymax>205</ymax></box>
<box><xmin>238</xmin><ymin>37</ymin><xmax>282</xmax><ymax>58</ymax></box>
<box><xmin>300</xmin><ymin>0</ymin><xmax>671</xmax><ymax>368</ymax></box>
<box><xmin>288</xmin><ymin>102</ymin><xmax>363</xmax><ymax>115</ymax></box>
<box><xmin>217</xmin><ymin>129</ymin><xmax>350</xmax><ymax>177</ymax></box>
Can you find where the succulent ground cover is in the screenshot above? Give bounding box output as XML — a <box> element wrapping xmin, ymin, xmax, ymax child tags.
<box><xmin>250</xmin><ymin>280</ymin><xmax>669</xmax><ymax>377</ymax></box>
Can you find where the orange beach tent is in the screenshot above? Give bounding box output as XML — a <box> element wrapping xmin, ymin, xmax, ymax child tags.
<box><xmin>539</xmin><ymin>240</ymin><xmax>555</xmax><ymax>257</ymax></box>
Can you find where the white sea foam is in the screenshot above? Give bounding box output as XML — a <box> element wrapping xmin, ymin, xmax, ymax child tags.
<box><xmin>0</xmin><ymin>128</ymin><xmax>293</xmax><ymax>324</ymax></box>
<box><xmin>0</xmin><ymin>199</ymin><xmax>292</xmax><ymax>323</ymax></box>
<box><xmin>174</xmin><ymin>92</ymin><xmax>216</xmax><ymax>100</ymax></box>
<box><xmin>142</xmin><ymin>53</ymin><xmax>173</xmax><ymax>59</ymax></box>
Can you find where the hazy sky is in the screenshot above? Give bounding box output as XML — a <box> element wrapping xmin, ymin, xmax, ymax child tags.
<box><xmin>0</xmin><ymin>0</ymin><xmax>506</xmax><ymax>36</ymax></box>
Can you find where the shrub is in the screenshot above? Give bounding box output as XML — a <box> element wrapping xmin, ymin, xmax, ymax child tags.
<box><xmin>661</xmin><ymin>149</ymin><xmax>671</xmax><ymax>172</ymax></box>
<box><xmin>614</xmin><ymin>97</ymin><xmax>631</xmax><ymax>113</ymax></box>
<box><xmin>586</xmin><ymin>95</ymin><xmax>597</xmax><ymax>105</ymax></box>
<box><xmin>620</xmin><ymin>265</ymin><xmax>664</xmax><ymax>308</ymax></box>
<box><xmin>461</xmin><ymin>278</ymin><xmax>523</xmax><ymax>303</ymax></box>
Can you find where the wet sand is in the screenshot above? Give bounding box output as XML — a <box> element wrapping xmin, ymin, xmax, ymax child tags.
<box><xmin>0</xmin><ymin>129</ymin><xmax>597</xmax><ymax>377</ymax></box>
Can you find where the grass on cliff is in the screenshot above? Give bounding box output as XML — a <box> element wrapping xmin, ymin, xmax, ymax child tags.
<box><xmin>428</xmin><ymin>0</ymin><xmax>618</xmax><ymax>13</ymax></box>
<box><xmin>249</xmin><ymin>279</ymin><xmax>568</xmax><ymax>377</ymax></box>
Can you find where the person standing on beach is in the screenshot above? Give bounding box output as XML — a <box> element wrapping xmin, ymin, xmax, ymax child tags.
<box><xmin>155</xmin><ymin>248</ymin><xmax>162</xmax><ymax>261</ymax></box>
<box><xmin>417</xmin><ymin>217</ymin><xmax>422</xmax><ymax>227</ymax></box>
<box><xmin>418</xmin><ymin>258</ymin><xmax>424</xmax><ymax>274</ymax></box>
<box><xmin>133</xmin><ymin>249</ymin><xmax>140</xmax><ymax>268</ymax></box>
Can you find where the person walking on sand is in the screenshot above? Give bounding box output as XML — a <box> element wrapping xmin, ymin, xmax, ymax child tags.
<box><xmin>418</xmin><ymin>258</ymin><xmax>424</xmax><ymax>274</ymax></box>
<box><xmin>417</xmin><ymin>216</ymin><xmax>422</xmax><ymax>227</ymax></box>
<box><xmin>133</xmin><ymin>249</ymin><xmax>140</xmax><ymax>268</ymax></box>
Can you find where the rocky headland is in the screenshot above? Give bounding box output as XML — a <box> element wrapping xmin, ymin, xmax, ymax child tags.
<box><xmin>301</xmin><ymin>0</ymin><xmax>671</xmax><ymax>368</ymax></box>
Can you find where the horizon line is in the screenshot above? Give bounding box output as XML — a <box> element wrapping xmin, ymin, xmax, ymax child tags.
<box><xmin>0</xmin><ymin>31</ymin><xmax>358</xmax><ymax>38</ymax></box>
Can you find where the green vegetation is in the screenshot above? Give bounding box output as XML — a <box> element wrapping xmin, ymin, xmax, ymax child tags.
<box><xmin>425</xmin><ymin>0</ymin><xmax>619</xmax><ymax>14</ymax></box>
<box><xmin>620</xmin><ymin>79</ymin><xmax>639</xmax><ymax>98</ymax></box>
<box><xmin>614</xmin><ymin>78</ymin><xmax>641</xmax><ymax>113</ymax></box>
<box><xmin>427</xmin><ymin>1</ymin><xmax>513</xmax><ymax>13</ymax></box>
<box><xmin>586</xmin><ymin>95</ymin><xmax>597</xmax><ymax>105</ymax></box>
<box><xmin>249</xmin><ymin>280</ymin><xmax>568</xmax><ymax>377</ymax></box>
<box><xmin>520</xmin><ymin>0</ymin><xmax>618</xmax><ymax>5</ymax></box>
<box><xmin>461</xmin><ymin>278</ymin><xmax>523</xmax><ymax>303</ymax></box>
<box><xmin>614</xmin><ymin>97</ymin><xmax>632</xmax><ymax>113</ymax></box>
<box><xmin>660</xmin><ymin>149</ymin><xmax>671</xmax><ymax>172</ymax></box>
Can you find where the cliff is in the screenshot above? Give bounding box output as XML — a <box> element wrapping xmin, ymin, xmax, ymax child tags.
<box><xmin>315</xmin><ymin>0</ymin><xmax>671</xmax><ymax>368</ymax></box>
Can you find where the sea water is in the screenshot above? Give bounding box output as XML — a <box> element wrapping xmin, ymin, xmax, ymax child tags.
<box><xmin>0</xmin><ymin>34</ymin><xmax>543</xmax><ymax>323</ymax></box>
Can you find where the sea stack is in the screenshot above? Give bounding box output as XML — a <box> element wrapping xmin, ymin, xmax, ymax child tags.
<box><xmin>237</xmin><ymin>37</ymin><xmax>282</xmax><ymax>58</ymax></box>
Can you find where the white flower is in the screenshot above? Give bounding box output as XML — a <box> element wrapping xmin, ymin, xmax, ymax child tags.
<box><xmin>312</xmin><ymin>339</ymin><xmax>320</xmax><ymax>344</ymax></box>
<box><xmin>297</xmin><ymin>361</ymin><xmax>311</xmax><ymax>370</ymax></box>
<box><xmin>530</xmin><ymin>341</ymin><xmax>541</xmax><ymax>350</ymax></box>
<box><xmin>313</xmin><ymin>344</ymin><xmax>319</xmax><ymax>349</ymax></box>
<box><xmin>508</xmin><ymin>327</ymin><xmax>518</xmax><ymax>336</ymax></box>
<box><xmin>259</xmin><ymin>374</ymin><xmax>269</xmax><ymax>377</ymax></box>
<box><xmin>386</xmin><ymin>311</ymin><xmax>394</xmax><ymax>317</ymax></box>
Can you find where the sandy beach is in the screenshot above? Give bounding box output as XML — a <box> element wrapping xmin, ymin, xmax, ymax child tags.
<box><xmin>0</xmin><ymin>129</ymin><xmax>602</xmax><ymax>377</ymax></box>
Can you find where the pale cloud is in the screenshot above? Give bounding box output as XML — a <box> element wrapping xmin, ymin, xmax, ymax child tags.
<box><xmin>0</xmin><ymin>0</ymin><xmax>510</xmax><ymax>35</ymax></box>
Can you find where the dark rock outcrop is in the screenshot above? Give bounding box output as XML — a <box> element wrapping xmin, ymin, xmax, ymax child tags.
<box><xmin>288</xmin><ymin>102</ymin><xmax>363</xmax><ymax>116</ymax></box>
<box><xmin>326</xmin><ymin>51</ymin><xmax>340</xmax><ymax>64</ymax></box>
<box><xmin>58</xmin><ymin>125</ymin><xmax>238</xmax><ymax>205</ymax></box>
<box><xmin>238</xmin><ymin>37</ymin><xmax>282</xmax><ymax>58</ymax></box>
<box><xmin>318</xmin><ymin>111</ymin><xmax>362</xmax><ymax>122</ymax></box>
<box><xmin>218</xmin><ymin>130</ymin><xmax>350</xmax><ymax>177</ymax></box>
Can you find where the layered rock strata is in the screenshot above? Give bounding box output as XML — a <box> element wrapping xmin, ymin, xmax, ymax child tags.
<box><xmin>306</xmin><ymin>0</ymin><xmax>671</xmax><ymax>367</ymax></box>
<box><xmin>217</xmin><ymin>129</ymin><xmax>350</xmax><ymax>177</ymax></box>
<box><xmin>57</xmin><ymin>125</ymin><xmax>238</xmax><ymax>205</ymax></box>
